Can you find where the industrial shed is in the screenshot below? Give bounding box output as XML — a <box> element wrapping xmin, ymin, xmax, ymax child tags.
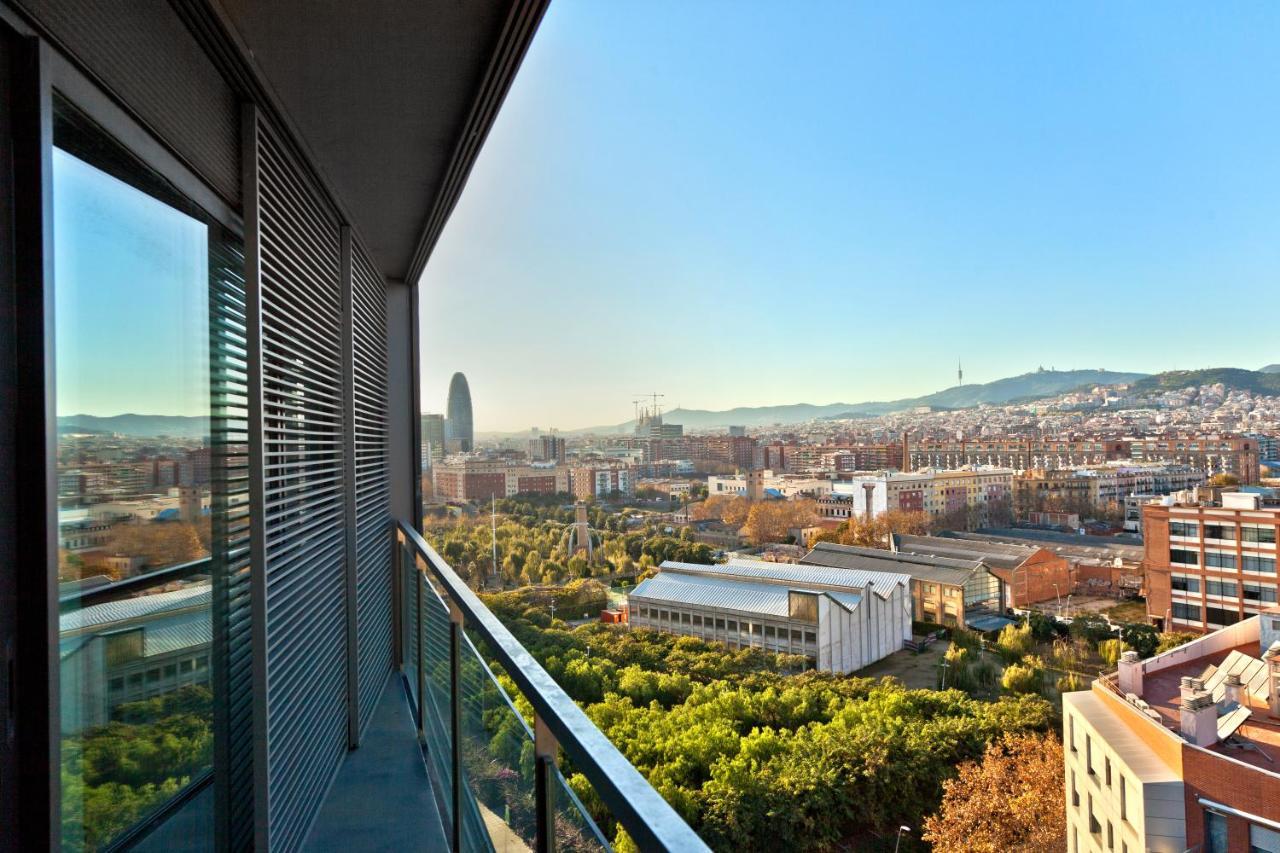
<box><xmin>628</xmin><ymin>558</ymin><xmax>911</xmax><ymax>673</ymax></box>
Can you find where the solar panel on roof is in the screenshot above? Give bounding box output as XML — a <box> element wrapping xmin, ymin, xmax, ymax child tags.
<box><xmin>1217</xmin><ymin>705</ymin><xmax>1252</xmax><ymax>741</ymax></box>
<box><xmin>1203</xmin><ymin>650</ymin><xmax>1270</xmax><ymax>703</ymax></box>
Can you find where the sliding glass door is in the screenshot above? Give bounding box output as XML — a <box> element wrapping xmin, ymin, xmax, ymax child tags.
<box><xmin>52</xmin><ymin>93</ymin><xmax>241</xmax><ymax>853</ymax></box>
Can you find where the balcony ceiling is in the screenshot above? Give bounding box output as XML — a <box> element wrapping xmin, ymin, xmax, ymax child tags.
<box><xmin>217</xmin><ymin>0</ymin><xmax>546</xmax><ymax>283</ymax></box>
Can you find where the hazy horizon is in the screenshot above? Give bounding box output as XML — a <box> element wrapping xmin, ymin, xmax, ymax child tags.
<box><xmin>418</xmin><ymin>1</ymin><xmax>1280</xmax><ymax>431</ymax></box>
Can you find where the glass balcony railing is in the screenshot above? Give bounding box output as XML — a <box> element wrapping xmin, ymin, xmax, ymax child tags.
<box><xmin>395</xmin><ymin>521</ymin><xmax>708</xmax><ymax>852</ymax></box>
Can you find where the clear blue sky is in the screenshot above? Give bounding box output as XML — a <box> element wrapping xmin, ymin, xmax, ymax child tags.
<box><xmin>419</xmin><ymin>1</ymin><xmax>1280</xmax><ymax>432</ymax></box>
<box><xmin>54</xmin><ymin>149</ymin><xmax>210</xmax><ymax>418</ymax></box>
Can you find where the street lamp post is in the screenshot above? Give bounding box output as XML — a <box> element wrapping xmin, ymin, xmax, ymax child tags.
<box><xmin>894</xmin><ymin>825</ymin><xmax>912</xmax><ymax>853</ymax></box>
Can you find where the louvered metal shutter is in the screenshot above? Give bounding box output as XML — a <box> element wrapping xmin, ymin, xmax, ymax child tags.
<box><xmin>350</xmin><ymin>239</ymin><xmax>393</xmax><ymax>733</ymax></box>
<box><xmin>248</xmin><ymin>113</ymin><xmax>348</xmax><ymax>852</ymax></box>
<box><xmin>208</xmin><ymin>235</ymin><xmax>255</xmax><ymax>853</ymax></box>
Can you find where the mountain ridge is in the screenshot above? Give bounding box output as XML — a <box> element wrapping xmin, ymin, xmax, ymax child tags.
<box><xmin>58</xmin><ymin>413</ymin><xmax>211</xmax><ymax>438</ymax></box>
<box><xmin>557</xmin><ymin>369</ymin><xmax>1148</xmax><ymax>433</ymax></box>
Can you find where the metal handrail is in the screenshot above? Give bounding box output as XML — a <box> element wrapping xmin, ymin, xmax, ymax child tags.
<box><xmin>58</xmin><ymin>555</ymin><xmax>213</xmax><ymax>611</ymax></box>
<box><xmin>395</xmin><ymin>519</ymin><xmax>709</xmax><ymax>853</ymax></box>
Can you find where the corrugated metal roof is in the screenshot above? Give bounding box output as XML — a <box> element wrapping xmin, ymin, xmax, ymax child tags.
<box><xmin>142</xmin><ymin>611</ymin><xmax>211</xmax><ymax>657</ymax></box>
<box><xmin>60</xmin><ymin>583</ymin><xmax>210</xmax><ymax>633</ymax></box>
<box><xmin>630</xmin><ymin>571</ymin><xmax>860</xmax><ymax>618</ymax></box>
<box><xmin>659</xmin><ymin>558</ymin><xmax>909</xmax><ymax>600</ymax></box>
<box><xmin>801</xmin><ymin>542</ymin><xmax>983</xmax><ymax>586</ymax></box>
<box><xmin>893</xmin><ymin>534</ymin><xmax>1035</xmax><ymax>570</ymax></box>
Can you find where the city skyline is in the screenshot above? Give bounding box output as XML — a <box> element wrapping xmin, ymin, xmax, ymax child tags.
<box><xmin>419</xmin><ymin>1</ymin><xmax>1280</xmax><ymax>431</ymax></box>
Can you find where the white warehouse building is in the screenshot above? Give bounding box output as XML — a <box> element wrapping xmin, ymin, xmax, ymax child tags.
<box><xmin>627</xmin><ymin>559</ymin><xmax>911</xmax><ymax>673</ymax></box>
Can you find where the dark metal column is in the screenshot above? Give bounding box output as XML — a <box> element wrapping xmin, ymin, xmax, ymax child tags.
<box><xmin>534</xmin><ymin>714</ymin><xmax>559</xmax><ymax>853</ymax></box>
<box><xmin>0</xmin><ymin>19</ymin><xmax>56</xmax><ymax>851</ymax></box>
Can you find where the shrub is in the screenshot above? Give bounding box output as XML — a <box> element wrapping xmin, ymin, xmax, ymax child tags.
<box><xmin>1001</xmin><ymin>656</ymin><xmax>1043</xmax><ymax>695</ymax></box>
<box><xmin>1069</xmin><ymin>614</ymin><xmax>1114</xmax><ymax>645</ymax></box>
<box><xmin>1155</xmin><ymin>632</ymin><xmax>1199</xmax><ymax>655</ymax></box>
<box><xmin>1026</xmin><ymin>610</ymin><xmax>1062</xmax><ymax>642</ymax></box>
<box><xmin>1098</xmin><ymin>638</ymin><xmax>1126</xmax><ymax>668</ymax></box>
<box><xmin>1120</xmin><ymin>623</ymin><xmax>1159</xmax><ymax>658</ymax></box>
<box><xmin>1056</xmin><ymin>672</ymin><xmax>1086</xmax><ymax>693</ymax></box>
<box><xmin>995</xmin><ymin>622</ymin><xmax>1034</xmax><ymax>662</ymax></box>
<box><xmin>970</xmin><ymin>658</ymin><xmax>999</xmax><ymax>690</ymax></box>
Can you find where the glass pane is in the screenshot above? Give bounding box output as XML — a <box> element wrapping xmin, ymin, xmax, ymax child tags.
<box><xmin>53</xmin><ymin>96</ymin><xmax>236</xmax><ymax>851</ymax></box>
<box><xmin>459</xmin><ymin>632</ymin><xmax>536</xmax><ymax>852</ymax></box>
<box><xmin>421</xmin><ymin>571</ymin><xmax>454</xmax><ymax>824</ymax></box>
<box><xmin>553</xmin><ymin>767</ymin><xmax>609</xmax><ymax>852</ymax></box>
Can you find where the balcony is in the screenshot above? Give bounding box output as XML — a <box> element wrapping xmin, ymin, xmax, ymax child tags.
<box><xmin>2</xmin><ymin>0</ymin><xmax>709</xmax><ymax>849</ymax></box>
<box><xmin>56</xmin><ymin>523</ymin><xmax>706</xmax><ymax>851</ymax></box>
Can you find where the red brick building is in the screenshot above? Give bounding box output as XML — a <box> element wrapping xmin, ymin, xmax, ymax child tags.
<box><xmin>1064</xmin><ymin>615</ymin><xmax>1280</xmax><ymax>852</ymax></box>
<box><xmin>1142</xmin><ymin>491</ymin><xmax>1280</xmax><ymax>633</ymax></box>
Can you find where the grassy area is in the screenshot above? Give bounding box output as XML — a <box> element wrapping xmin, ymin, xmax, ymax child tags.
<box><xmin>1102</xmin><ymin>598</ymin><xmax>1147</xmax><ymax>624</ymax></box>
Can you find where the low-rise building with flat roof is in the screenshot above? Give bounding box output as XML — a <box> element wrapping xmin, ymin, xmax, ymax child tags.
<box><xmin>1064</xmin><ymin>613</ymin><xmax>1280</xmax><ymax>852</ymax></box>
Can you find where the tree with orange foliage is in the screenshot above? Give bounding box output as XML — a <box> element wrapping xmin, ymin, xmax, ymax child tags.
<box><xmin>690</xmin><ymin>494</ymin><xmax>751</xmax><ymax>526</ymax></box>
<box><xmin>741</xmin><ymin>498</ymin><xmax>819</xmax><ymax>545</ymax></box>
<box><xmin>102</xmin><ymin>522</ymin><xmax>207</xmax><ymax>570</ymax></box>
<box><xmin>922</xmin><ymin>732</ymin><xmax>1066</xmax><ymax>852</ymax></box>
<box><xmin>811</xmin><ymin>509</ymin><xmax>931</xmax><ymax>548</ymax></box>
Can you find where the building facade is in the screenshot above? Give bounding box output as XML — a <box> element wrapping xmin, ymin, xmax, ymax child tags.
<box><xmin>1126</xmin><ymin>435</ymin><xmax>1260</xmax><ymax>485</ymax></box>
<box><xmin>1063</xmin><ymin>616</ymin><xmax>1280</xmax><ymax>853</ymax></box>
<box><xmin>570</xmin><ymin>465</ymin><xmax>634</xmax><ymax>500</ymax></box>
<box><xmin>801</xmin><ymin>542</ymin><xmax>1007</xmax><ymax>630</ymax></box>
<box><xmin>1142</xmin><ymin>491</ymin><xmax>1280</xmax><ymax>633</ymax></box>
<box><xmin>434</xmin><ymin>458</ymin><xmax>570</xmax><ymax>501</ymax></box>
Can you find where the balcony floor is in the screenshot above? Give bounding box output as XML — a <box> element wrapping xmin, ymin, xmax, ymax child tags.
<box><xmin>304</xmin><ymin>673</ymin><xmax>448</xmax><ymax>852</ymax></box>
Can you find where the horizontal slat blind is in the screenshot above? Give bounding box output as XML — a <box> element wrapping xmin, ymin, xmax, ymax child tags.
<box><xmin>351</xmin><ymin>239</ymin><xmax>392</xmax><ymax>730</ymax></box>
<box><xmin>209</xmin><ymin>235</ymin><xmax>254</xmax><ymax>852</ymax></box>
<box><xmin>253</xmin><ymin>115</ymin><xmax>347</xmax><ymax>852</ymax></box>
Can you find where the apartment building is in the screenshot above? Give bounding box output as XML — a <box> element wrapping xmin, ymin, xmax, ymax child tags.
<box><xmin>571</xmin><ymin>465</ymin><xmax>634</xmax><ymax>500</ymax></box>
<box><xmin>628</xmin><ymin>559</ymin><xmax>911</xmax><ymax>672</ymax></box>
<box><xmin>707</xmin><ymin>470</ymin><xmax>834</xmax><ymax>499</ymax></box>
<box><xmin>1143</xmin><ymin>491</ymin><xmax>1280</xmax><ymax>633</ymax></box>
<box><xmin>1126</xmin><ymin>435</ymin><xmax>1261</xmax><ymax>485</ymax></box>
<box><xmin>434</xmin><ymin>458</ymin><xmax>571</xmax><ymax>501</ymax></box>
<box><xmin>1014</xmin><ymin>463</ymin><xmax>1205</xmax><ymax>520</ymax></box>
<box><xmin>1063</xmin><ymin>615</ymin><xmax>1280</xmax><ymax>853</ymax></box>
<box><xmin>613</xmin><ymin>434</ymin><xmax>756</xmax><ymax>468</ymax></box>
<box><xmin>825</xmin><ymin>468</ymin><xmax>1014</xmax><ymax>526</ymax></box>
<box><xmin>909</xmin><ymin>435</ymin><xmax>1261</xmax><ymax>485</ymax></box>
<box><xmin>908</xmin><ymin>438</ymin><xmax>1128</xmax><ymax>471</ymax></box>
<box><xmin>528</xmin><ymin>434</ymin><xmax>567</xmax><ymax>463</ymax></box>
<box><xmin>800</xmin><ymin>542</ymin><xmax>1007</xmax><ymax>631</ymax></box>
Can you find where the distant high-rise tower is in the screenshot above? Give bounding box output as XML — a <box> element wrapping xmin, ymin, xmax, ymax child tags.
<box><xmin>957</xmin><ymin>360</ymin><xmax>963</xmax><ymax>387</ymax></box>
<box><xmin>445</xmin><ymin>372</ymin><xmax>473</xmax><ymax>452</ymax></box>
<box><xmin>421</xmin><ymin>413</ymin><xmax>445</xmax><ymax>465</ymax></box>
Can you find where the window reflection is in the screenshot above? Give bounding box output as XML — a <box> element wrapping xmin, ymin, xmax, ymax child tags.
<box><xmin>53</xmin><ymin>96</ymin><xmax>233</xmax><ymax>852</ymax></box>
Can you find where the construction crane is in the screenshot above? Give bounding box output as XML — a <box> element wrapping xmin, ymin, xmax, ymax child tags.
<box><xmin>633</xmin><ymin>392</ymin><xmax>665</xmax><ymax>420</ymax></box>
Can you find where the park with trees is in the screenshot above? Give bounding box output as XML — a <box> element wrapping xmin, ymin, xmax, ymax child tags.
<box><xmin>472</xmin><ymin>582</ymin><xmax>1057</xmax><ymax>851</ymax></box>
